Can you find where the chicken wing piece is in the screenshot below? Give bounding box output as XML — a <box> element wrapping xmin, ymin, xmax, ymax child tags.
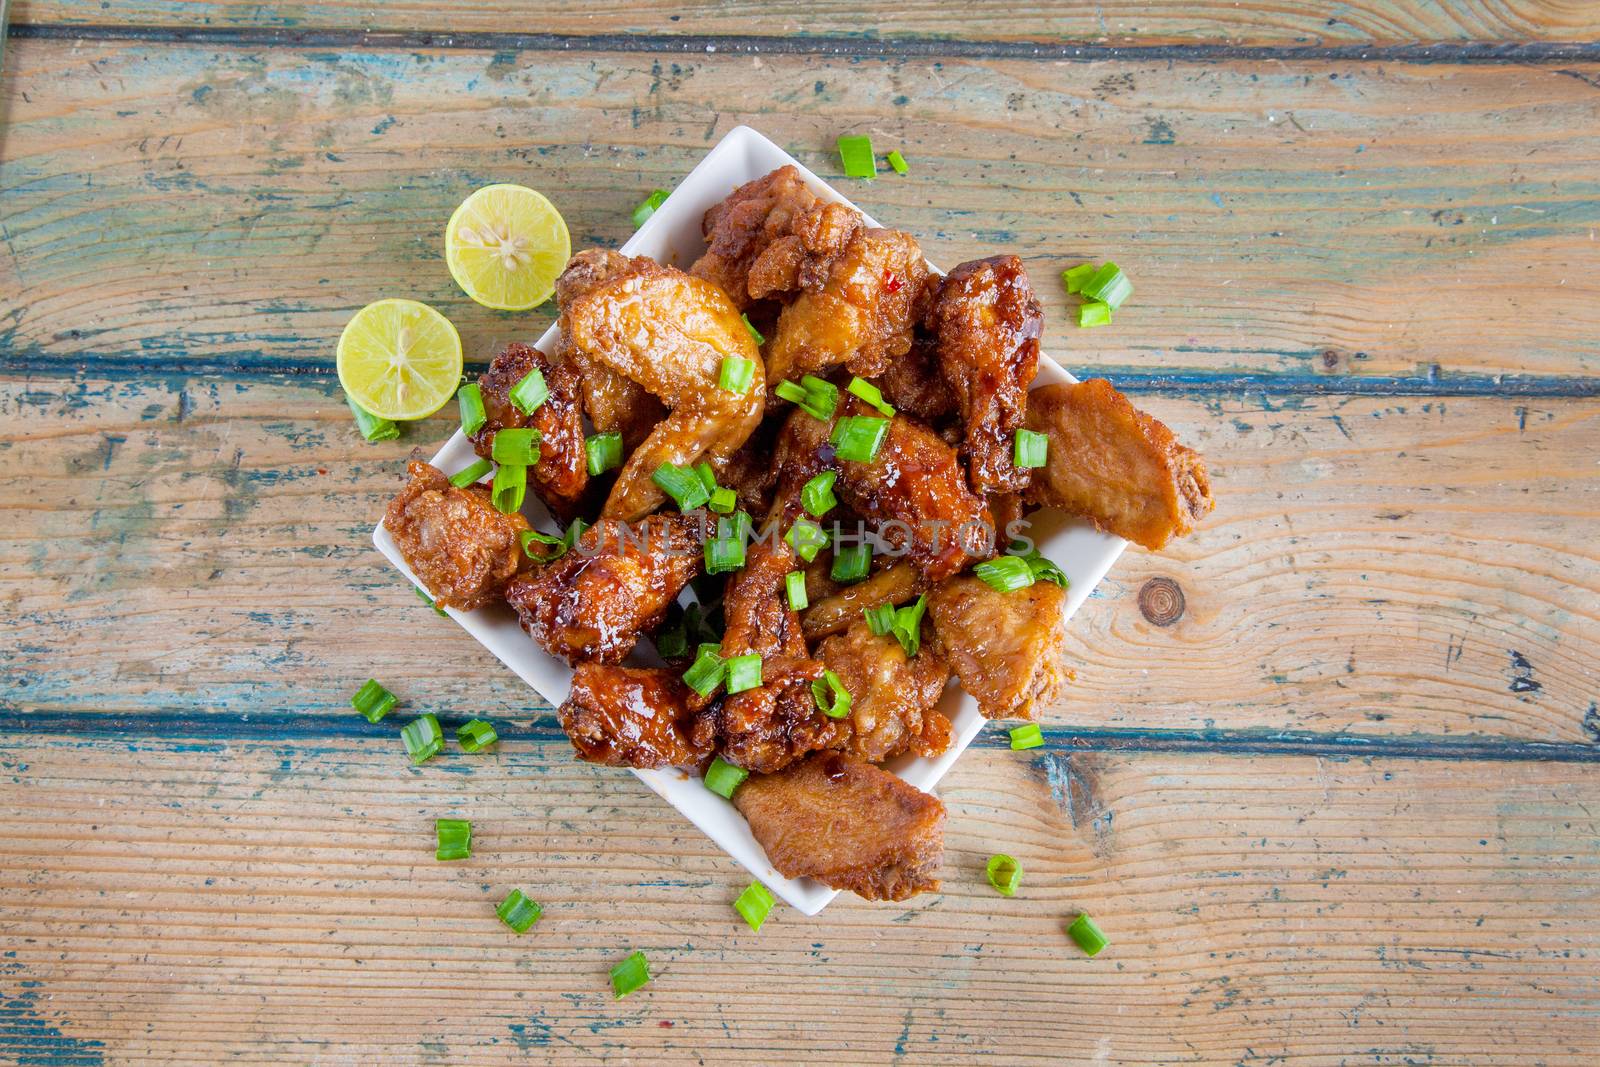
<box><xmin>503</xmin><ymin>513</ymin><xmax>702</xmax><ymax>665</ymax></box>
<box><xmin>819</xmin><ymin>618</ymin><xmax>952</xmax><ymax>763</ymax></box>
<box><xmin>926</xmin><ymin>576</ymin><xmax>1068</xmax><ymax>720</ymax></box>
<box><xmin>556</xmin><ymin>250</ymin><xmax>666</xmax><ymax>453</ymax></box>
<box><xmin>712</xmin><ymin>538</ymin><xmax>846</xmax><ymax>774</ymax></box>
<box><xmin>733</xmin><ymin>752</ymin><xmax>946</xmax><ymax>901</ymax></box>
<box><xmin>874</xmin><ymin>332</ymin><xmax>956</xmax><ymax>426</ymax></box>
<box><xmin>384</xmin><ymin>461</ymin><xmax>530</xmax><ymax>611</ymax></box>
<box><xmin>929</xmin><ymin>255</ymin><xmax>1044</xmax><ymax>495</ymax></box>
<box><xmin>690</xmin><ymin>165</ymin><xmax>849</xmax><ymax>308</ymax></box>
<box><xmin>468</xmin><ymin>341</ymin><xmax>591</xmax><ymax>524</ymax></box>
<box><xmin>1023</xmin><ymin>379</ymin><xmax>1214</xmax><ymax>551</ymax></box>
<box><xmin>801</xmin><ymin>561</ymin><xmax>924</xmax><ymax>641</ymax></box>
<box><xmin>558</xmin><ymin>663</ymin><xmax>715</xmax><ymax>770</ymax></box>
<box><xmin>561</xmin><ymin>254</ymin><xmax>766</xmax><ymax>520</ymax></box>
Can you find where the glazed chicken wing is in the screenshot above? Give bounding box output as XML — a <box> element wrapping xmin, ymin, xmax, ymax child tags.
<box><xmin>503</xmin><ymin>514</ymin><xmax>702</xmax><ymax>665</ymax></box>
<box><xmin>929</xmin><ymin>256</ymin><xmax>1043</xmax><ymax>495</ymax></box>
<box><xmin>556</xmin><ymin>250</ymin><xmax>666</xmax><ymax>453</ymax></box>
<box><xmin>926</xmin><ymin>576</ymin><xmax>1068</xmax><ymax>720</ymax></box>
<box><xmin>819</xmin><ymin>618</ymin><xmax>952</xmax><ymax>763</ymax></box>
<box><xmin>690</xmin><ymin>164</ymin><xmax>840</xmax><ymax>308</ymax></box>
<box><xmin>801</xmin><ymin>561</ymin><xmax>924</xmax><ymax>641</ymax></box>
<box><xmin>558</xmin><ymin>663</ymin><xmax>715</xmax><ymax>770</ymax></box>
<box><xmin>468</xmin><ymin>342</ymin><xmax>591</xmax><ymax>523</ymax></box>
<box><xmin>734</xmin><ymin>752</ymin><xmax>946</xmax><ymax>901</ymax></box>
<box><xmin>560</xmin><ymin>255</ymin><xmax>765</xmax><ymax>520</ymax></box>
<box><xmin>874</xmin><ymin>332</ymin><xmax>956</xmax><ymax>426</ymax></box>
<box><xmin>384</xmin><ymin>461</ymin><xmax>529</xmax><ymax>611</ymax></box>
<box><xmin>1023</xmin><ymin>379</ymin><xmax>1214</xmax><ymax>550</ymax></box>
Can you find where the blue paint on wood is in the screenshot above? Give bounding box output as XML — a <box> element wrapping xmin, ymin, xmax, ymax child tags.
<box><xmin>0</xmin><ymin>967</ymin><xmax>106</xmax><ymax>1067</ymax></box>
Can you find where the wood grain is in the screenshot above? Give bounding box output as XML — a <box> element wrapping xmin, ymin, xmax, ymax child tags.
<box><xmin>3</xmin><ymin>39</ymin><xmax>1599</xmax><ymax>388</ymax></box>
<box><xmin>10</xmin><ymin>0</ymin><xmax>1600</xmax><ymax>46</ymax></box>
<box><xmin>3</xmin><ymin>736</ymin><xmax>1597</xmax><ymax>1064</ymax></box>
<box><xmin>5</xmin><ymin>375</ymin><xmax>1596</xmax><ymax>745</ymax></box>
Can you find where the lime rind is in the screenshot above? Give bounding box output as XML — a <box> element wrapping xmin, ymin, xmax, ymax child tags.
<box><xmin>336</xmin><ymin>298</ymin><xmax>463</xmax><ymax>421</ymax></box>
<box><xmin>445</xmin><ymin>183</ymin><xmax>571</xmax><ymax>311</ymax></box>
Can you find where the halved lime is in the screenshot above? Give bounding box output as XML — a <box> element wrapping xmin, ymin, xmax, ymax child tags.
<box><xmin>336</xmin><ymin>298</ymin><xmax>463</xmax><ymax>421</ymax></box>
<box><xmin>445</xmin><ymin>184</ymin><xmax>571</xmax><ymax>311</ymax></box>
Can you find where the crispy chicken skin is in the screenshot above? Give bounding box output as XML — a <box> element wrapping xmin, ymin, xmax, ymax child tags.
<box><xmin>930</xmin><ymin>256</ymin><xmax>1043</xmax><ymax>495</ymax></box>
<box><xmin>560</xmin><ymin>255</ymin><xmax>766</xmax><ymax>521</ymax></box>
<box><xmin>556</xmin><ymin>250</ymin><xmax>666</xmax><ymax>453</ymax></box>
<box><xmin>819</xmin><ymin>619</ymin><xmax>953</xmax><ymax>763</ymax></box>
<box><xmin>468</xmin><ymin>342</ymin><xmax>590</xmax><ymax>523</ymax></box>
<box><xmin>1023</xmin><ymin>379</ymin><xmax>1214</xmax><ymax>551</ymax></box>
<box><xmin>734</xmin><ymin>752</ymin><xmax>946</xmax><ymax>901</ymax></box>
<box><xmin>384</xmin><ymin>461</ymin><xmax>530</xmax><ymax>611</ymax></box>
<box><xmin>926</xmin><ymin>576</ymin><xmax>1068</xmax><ymax>720</ymax></box>
<box><xmin>874</xmin><ymin>332</ymin><xmax>956</xmax><ymax>426</ymax></box>
<box><xmin>559</xmin><ymin>664</ymin><xmax>715</xmax><ymax>770</ymax></box>
<box><xmin>690</xmin><ymin>165</ymin><xmax>837</xmax><ymax>309</ymax></box>
<box><xmin>503</xmin><ymin>514</ymin><xmax>702</xmax><ymax>665</ymax></box>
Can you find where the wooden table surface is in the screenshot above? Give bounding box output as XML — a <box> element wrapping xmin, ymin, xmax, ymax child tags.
<box><xmin>3</xmin><ymin>2</ymin><xmax>1598</xmax><ymax>1064</ymax></box>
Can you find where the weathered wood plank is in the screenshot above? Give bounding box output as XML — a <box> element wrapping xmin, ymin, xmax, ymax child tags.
<box><xmin>2</xmin><ymin>737</ymin><xmax>1596</xmax><ymax>1064</ymax></box>
<box><xmin>11</xmin><ymin>0</ymin><xmax>1600</xmax><ymax>46</ymax></box>
<box><xmin>5</xmin><ymin>375</ymin><xmax>1596</xmax><ymax>744</ymax></box>
<box><xmin>4</xmin><ymin>40</ymin><xmax>1599</xmax><ymax>387</ymax></box>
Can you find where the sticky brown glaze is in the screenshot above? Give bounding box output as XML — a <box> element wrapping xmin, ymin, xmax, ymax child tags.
<box><xmin>1023</xmin><ymin>379</ymin><xmax>1214</xmax><ymax>551</ymax></box>
<box><xmin>819</xmin><ymin>618</ymin><xmax>952</xmax><ymax>763</ymax></box>
<box><xmin>468</xmin><ymin>341</ymin><xmax>591</xmax><ymax>524</ymax></box>
<box><xmin>384</xmin><ymin>461</ymin><xmax>530</xmax><ymax>611</ymax></box>
<box><xmin>926</xmin><ymin>576</ymin><xmax>1068</xmax><ymax>720</ymax></box>
<box><xmin>559</xmin><ymin>664</ymin><xmax>715</xmax><ymax>770</ymax></box>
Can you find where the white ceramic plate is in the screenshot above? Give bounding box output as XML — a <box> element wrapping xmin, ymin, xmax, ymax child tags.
<box><xmin>373</xmin><ymin>125</ymin><xmax>1126</xmax><ymax>916</ymax></box>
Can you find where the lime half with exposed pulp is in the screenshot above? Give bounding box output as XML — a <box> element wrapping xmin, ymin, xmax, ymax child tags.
<box><xmin>445</xmin><ymin>183</ymin><xmax>571</xmax><ymax>311</ymax></box>
<box><xmin>336</xmin><ymin>298</ymin><xmax>463</xmax><ymax>421</ymax></box>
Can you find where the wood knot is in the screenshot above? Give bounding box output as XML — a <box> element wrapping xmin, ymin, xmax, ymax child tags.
<box><xmin>1138</xmin><ymin>577</ymin><xmax>1185</xmax><ymax>626</ymax></box>
<box><xmin>1317</xmin><ymin>347</ymin><xmax>1349</xmax><ymax>374</ymax></box>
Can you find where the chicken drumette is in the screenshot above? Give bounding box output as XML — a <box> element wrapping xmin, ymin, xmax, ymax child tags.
<box><xmin>384</xmin><ymin>461</ymin><xmax>530</xmax><ymax>611</ymax></box>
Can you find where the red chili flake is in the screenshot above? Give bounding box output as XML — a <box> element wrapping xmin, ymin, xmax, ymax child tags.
<box><xmin>882</xmin><ymin>269</ymin><xmax>903</xmax><ymax>294</ymax></box>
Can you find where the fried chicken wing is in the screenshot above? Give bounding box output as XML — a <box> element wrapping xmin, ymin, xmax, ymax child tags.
<box><xmin>1023</xmin><ymin>379</ymin><xmax>1214</xmax><ymax>550</ymax></box>
<box><xmin>819</xmin><ymin>619</ymin><xmax>952</xmax><ymax>763</ymax></box>
<box><xmin>558</xmin><ymin>663</ymin><xmax>715</xmax><ymax>770</ymax></box>
<box><xmin>801</xmin><ymin>561</ymin><xmax>924</xmax><ymax>641</ymax></box>
<box><xmin>689</xmin><ymin>165</ymin><xmax>833</xmax><ymax>309</ymax></box>
<box><xmin>384</xmin><ymin>461</ymin><xmax>530</xmax><ymax>611</ymax></box>
<box><xmin>926</xmin><ymin>576</ymin><xmax>1068</xmax><ymax>720</ymax></box>
<box><xmin>733</xmin><ymin>753</ymin><xmax>946</xmax><ymax>901</ymax></box>
<box><xmin>556</xmin><ymin>250</ymin><xmax>666</xmax><ymax>453</ymax></box>
<box><xmin>874</xmin><ymin>333</ymin><xmax>956</xmax><ymax>426</ymax></box>
<box><xmin>930</xmin><ymin>256</ymin><xmax>1043</xmax><ymax>494</ymax></box>
<box><xmin>560</xmin><ymin>255</ymin><xmax>765</xmax><ymax>520</ymax></box>
<box><xmin>503</xmin><ymin>514</ymin><xmax>702</xmax><ymax>665</ymax></box>
<box><xmin>468</xmin><ymin>342</ymin><xmax>590</xmax><ymax>523</ymax></box>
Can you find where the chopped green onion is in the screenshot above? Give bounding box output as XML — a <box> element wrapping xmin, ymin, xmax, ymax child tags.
<box><xmin>351</xmin><ymin>679</ymin><xmax>397</xmax><ymax>723</ymax></box>
<box><xmin>725</xmin><ymin>653</ymin><xmax>763</xmax><ymax>694</ymax></box>
<box><xmin>457</xmin><ymin>718</ymin><xmax>498</xmax><ymax>752</ymax></box>
<box><xmin>830</xmin><ymin>415</ymin><xmax>890</xmax><ymax>464</ymax></box>
<box><xmin>414</xmin><ymin>586</ymin><xmax>446</xmax><ymax>617</ymax></box>
<box><xmin>509</xmin><ymin>368</ymin><xmax>549</xmax><ymax>415</ymax></box>
<box><xmin>846</xmin><ymin>376</ymin><xmax>895</xmax><ymax>417</ymax></box>
<box><xmin>655</xmin><ymin>615</ymin><xmax>688</xmax><ymax>660</ymax></box>
<box><xmin>401</xmin><ymin>714</ymin><xmax>444</xmax><ymax>764</ymax></box>
<box><xmin>709</xmin><ymin>487</ymin><xmax>738</xmax><ymax>514</ymax></box>
<box><xmin>986</xmin><ymin>853</ymin><xmax>1022</xmax><ymax>897</ymax></box>
<box><xmin>585</xmin><ymin>431</ymin><xmax>623</xmax><ymax>476</ymax></box>
<box><xmin>456</xmin><ymin>383</ymin><xmax>486</xmax><ymax>436</ymax></box>
<box><xmin>1078</xmin><ymin>300</ymin><xmax>1113</xmax><ymax>328</ymax></box>
<box><xmin>742</xmin><ymin>314</ymin><xmax>765</xmax><ymax>346</ymax></box>
<box><xmin>837</xmin><ymin>134</ymin><xmax>876</xmax><ymax>179</ymax></box>
<box><xmin>520</xmin><ymin>528</ymin><xmax>567</xmax><ymax>562</ymax></box>
<box><xmin>653</xmin><ymin>461</ymin><xmax>711</xmax><ymax>511</ymax></box>
<box><xmin>1009</xmin><ymin>723</ymin><xmax>1044</xmax><ymax>750</ymax></box>
<box><xmin>346</xmin><ymin>394</ymin><xmax>399</xmax><ymax>442</ymax></box>
<box><xmin>631</xmin><ymin>189</ymin><xmax>669</xmax><ymax>228</ymax></box>
<box><xmin>890</xmin><ymin>594</ymin><xmax>927</xmax><ymax>657</ymax></box>
<box><xmin>831</xmin><ymin>543</ymin><xmax>872</xmax><ymax>583</ymax></box>
<box><xmin>435</xmin><ymin>818</ymin><xmax>472</xmax><ymax>861</ymax></box>
<box><xmin>784</xmin><ymin>570</ymin><xmax>809</xmax><ymax>612</ymax></box>
<box><xmin>774</xmin><ymin>379</ymin><xmax>810</xmax><ymax>405</ymax></box>
<box><xmin>565</xmin><ymin>516</ymin><xmax>592</xmax><ymax>548</ymax></box>
<box><xmin>801</xmin><ymin>471</ymin><xmax>838</xmax><ymax>517</ymax></box>
<box><xmin>705</xmin><ymin>517</ymin><xmax>747</xmax><ymax>574</ymax></box>
<box><xmin>733</xmin><ymin>882</ymin><xmax>775</xmax><ymax>932</ymax></box>
<box><xmin>683</xmin><ymin>644</ymin><xmax>726</xmax><ymax>697</ymax></box>
<box><xmin>974</xmin><ymin>555</ymin><xmax>1035</xmax><ymax>593</ymax></box>
<box><xmin>491</xmin><ymin>427</ymin><xmax>541</xmax><ymax>467</ymax></box>
<box><xmin>491</xmin><ymin>462</ymin><xmax>527</xmax><ymax>514</ymax></box>
<box><xmin>812</xmin><ymin>670</ymin><xmax>851</xmax><ymax>719</ymax></box>
<box><xmin>785</xmin><ymin>518</ymin><xmax>828</xmax><ymax>563</ymax></box>
<box><xmin>718</xmin><ymin>356</ymin><xmax>757</xmax><ymax>395</ymax></box>
<box><xmin>449</xmin><ymin>458</ymin><xmax>493</xmax><ymax>488</ymax></box>
<box><xmin>863</xmin><ymin>602</ymin><xmax>895</xmax><ymax>636</ymax></box>
<box><xmin>1082</xmin><ymin>261</ymin><xmax>1132</xmax><ymax>309</ymax></box>
<box><xmin>886</xmin><ymin>149</ymin><xmax>909</xmax><ymax>175</ymax></box>
<box><xmin>1013</xmin><ymin>428</ymin><xmax>1049</xmax><ymax>469</ymax></box>
<box><xmin>496</xmin><ymin>889</ymin><xmax>542</xmax><ymax>933</ymax></box>
<box><xmin>694</xmin><ymin>462</ymin><xmax>718</xmax><ymax>496</ymax></box>
<box><xmin>1061</xmin><ymin>263</ymin><xmax>1095</xmax><ymax>294</ymax></box>
<box><xmin>1067</xmin><ymin>914</ymin><xmax>1108</xmax><ymax>957</ymax></box>
<box><xmin>704</xmin><ymin>756</ymin><xmax>749</xmax><ymax>799</ymax></box>
<box><xmin>610</xmin><ymin>951</ymin><xmax>651</xmax><ymax>998</ymax></box>
<box><xmin>799</xmin><ymin>376</ymin><xmax>840</xmax><ymax>419</ymax></box>
<box><xmin>1020</xmin><ymin>550</ymin><xmax>1069</xmax><ymax>589</ymax></box>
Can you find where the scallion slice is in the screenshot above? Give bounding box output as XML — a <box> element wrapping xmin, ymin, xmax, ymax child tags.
<box><xmin>1082</xmin><ymin>261</ymin><xmax>1132</xmax><ymax>309</ymax></box>
<box><xmin>986</xmin><ymin>853</ymin><xmax>1022</xmax><ymax>897</ymax></box>
<box><xmin>491</xmin><ymin>462</ymin><xmax>527</xmax><ymax>514</ymax></box>
<box><xmin>683</xmin><ymin>644</ymin><xmax>726</xmax><ymax>697</ymax></box>
<box><xmin>401</xmin><ymin>714</ymin><xmax>444</xmax><ymax>764</ymax></box>
<box><xmin>491</xmin><ymin>427</ymin><xmax>541</xmax><ymax>467</ymax></box>
<box><xmin>887</xmin><ymin>149</ymin><xmax>909</xmax><ymax>175</ymax></box>
<box><xmin>1013</xmin><ymin>428</ymin><xmax>1049</xmax><ymax>469</ymax></box>
<box><xmin>585</xmin><ymin>431</ymin><xmax>623</xmax><ymax>476</ymax></box>
<box><xmin>1009</xmin><ymin>723</ymin><xmax>1044</xmax><ymax>751</ymax></box>
<box><xmin>1021</xmin><ymin>550</ymin><xmax>1069</xmax><ymax>589</ymax></box>
<box><xmin>1067</xmin><ymin>914</ymin><xmax>1108</xmax><ymax>957</ymax></box>
<box><xmin>520</xmin><ymin>528</ymin><xmax>567</xmax><ymax>562</ymax></box>
<box><xmin>974</xmin><ymin>555</ymin><xmax>1034</xmax><ymax>593</ymax></box>
<box><xmin>610</xmin><ymin>951</ymin><xmax>651</xmax><ymax>998</ymax></box>
<box><xmin>1061</xmin><ymin>263</ymin><xmax>1095</xmax><ymax>294</ymax></box>
<box><xmin>785</xmin><ymin>518</ymin><xmax>828</xmax><ymax>563</ymax></box>
<box><xmin>812</xmin><ymin>670</ymin><xmax>851</xmax><ymax>719</ymax></box>
<box><xmin>837</xmin><ymin>134</ymin><xmax>876</xmax><ymax>179</ymax></box>
<box><xmin>725</xmin><ymin>653</ymin><xmax>762</xmax><ymax>694</ymax></box>
<box><xmin>846</xmin><ymin>376</ymin><xmax>895</xmax><ymax>417</ymax></box>
<box><xmin>509</xmin><ymin>368</ymin><xmax>549</xmax><ymax>415</ymax></box>
<box><xmin>799</xmin><ymin>376</ymin><xmax>840</xmax><ymax>419</ymax></box>
<box><xmin>704</xmin><ymin>756</ymin><xmax>749</xmax><ymax>799</ymax></box>
<box><xmin>631</xmin><ymin>189</ymin><xmax>669</xmax><ymax>228</ymax></box>
<box><xmin>784</xmin><ymin>570</ymin><xmax>809</xmax><ymax>612</ymax></box>
<box><xmin>456</xmin><ymin>383</ymin><xmax>486</xmax><ymax>436</ymax></box>
<box><xmin>564</xmin><ymin>516</ymin><xmax>592</xmax><ymax>548</ymax></box>
<box><xmin>456</xmin><ymin>718</ymin><xmax>498</xmax><ymax>752</ymax></box>
<box><xmin>829</xmin><ymin>415</ymin><xmax>889</xmax><ymax>464</ymax></box>
<box><xmin>415</xmin><ymin>586</ymin><xmax>446</xmax><ymax>617</ymax></box>
<box><xmin>435</xmin><ymin>818</ymin><xmax>472</xmax><ymax>861</ymax></box>
<box><xmin>831</xmin><ymin>543</ymin><xmax>872</xmax><ymax>583</ymax></box>
<box><xmin>351</xmin><ymin>679</ymin><xmax>397</xmax><ymax>723</ymax></box>
<box><xmin>347</xmin><ymin>394</ymin><xmax>399</xmax><ymax>442</ymax></box>
<box><xmin>742</xmin><ymin>314</ymin><xmax>765</xmax><ymax>346</ymax></box>
<box><xmin>695</xmin><ymin>462</ymin><xmax>718</xmax><ymax>496</ymax></box>
<box><xmin>449</xmin><ymin>458</ymin><xmax>493</xmax><ymax>488</ymax></box>
<box><xmin>774</xmin><ymin>379</ymin><xmax>810</xmax><ymax>406</ymax></box>
<box><xmin>801</xmin><ymin>471</ymin><xmax>838</xmax><ymax>517</ymax></box>
<box><xmin>704</xmin><ymin>528</ymin><xmax>746</xmax><ymax>575</ymax></box>
<box><xmin>863</xmin><ymin>602</ymin><xmax>895</xmax><ymax>636</ymax></box>
<box><xmin>733</xmin><ymin>882</ymin><xmax>775</xmax><ymax>932</ymax></box>
<box><xmin>718</xmin><ymin>356</ymin><xmax>757</xmax><ymax>395</ymax></box>
<box><xmin>653</xmin><ymin>461</ymin><xmax>711</xmax><ymax>511</ymax></box>
<box><xmin>496</xmin><ymin>888</ymin><xmax>542</xmax><ymax>933</ymax></box>
<box><xmin>709</xmin><ymin>487</ymin><xmax>738</xmax><ymax>514</ymax></box>
<box><xmin>1078</xmin><ymin>300</ymin><xmax>1113</xmax><ymax>328</ymax></box>
<box><xmin>890</xmin><ymin>594</ymin><xmax>927</xmax><ymax>657</ymax></box>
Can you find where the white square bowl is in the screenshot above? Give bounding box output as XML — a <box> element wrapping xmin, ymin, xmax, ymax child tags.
<box><xmin>373</xmin><ymin>125</ymin><xmax>1126</xmax><ymax>916</ymax></box>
